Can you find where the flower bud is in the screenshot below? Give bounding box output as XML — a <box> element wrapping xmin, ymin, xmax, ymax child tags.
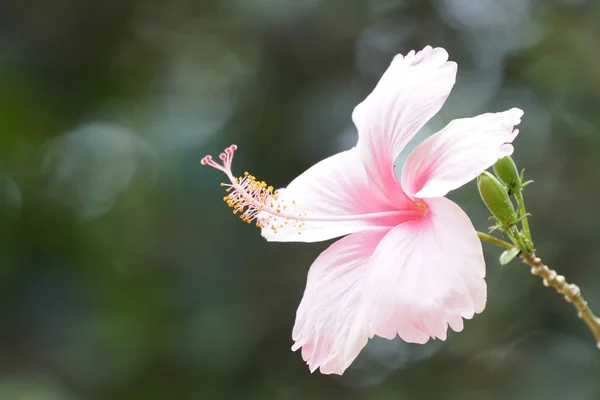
<box><xmin>493</xmin><ymin>156</ymin><xmax>521</xmax><ymax>192</ymax></box>
<box><xmin>477</xmin><ymin>171</ymin><xmax>518</xmax><ymax>227</ymax></box>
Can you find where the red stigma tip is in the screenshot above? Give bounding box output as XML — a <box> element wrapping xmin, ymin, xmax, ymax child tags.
<box><xmin>219</xmin><ymin>153</ymin><xmax>226</xmax><ymax>160</ymax></box>
<box><xmin>200</xmin><ymin>155</ymin><xmax>213</xmax><ymax>165</ymax></box>
<box><xmin>230</xmin><ymin>144</ymin><xmax>238</xmax><ymax>150</ymax></box>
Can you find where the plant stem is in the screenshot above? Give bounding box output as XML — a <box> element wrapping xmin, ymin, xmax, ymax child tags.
<box><xmin>514</xmin><ymin>190</ymin><xmax>532</xmax><ymax>244</ymax></box>
<box><xmin>478</xmin><ymin>231</ymin><xmax>600</xmax><ymax>348</ymax></box>
<box><xmin>520</xmin><ymin>252</ymin><xmax>600</xmax><ymax>349</ymax></box>
<box><xmin>477</xmin><ymin>232</ymin><xmax>514</xmax><ymax>250</ymax></box>
<box><xmin>511</xmin><ymin>228</ymin><xmax>528</xmax><ymax>251</ymax></box>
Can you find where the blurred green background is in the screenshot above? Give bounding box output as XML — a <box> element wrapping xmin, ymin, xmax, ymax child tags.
<box><xmin>1</xmin><ymin>0</ymin><xmax>600</xmax><ymax>399</ymax></box>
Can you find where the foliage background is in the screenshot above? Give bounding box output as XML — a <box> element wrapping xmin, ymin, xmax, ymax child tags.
<box><xmin>1</xmin><ymin>0</ymin><xmax>600</xmax><ymax>398</ymax></box>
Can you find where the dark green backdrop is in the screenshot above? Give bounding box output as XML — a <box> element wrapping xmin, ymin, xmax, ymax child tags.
<box><xmin>1</xmin><ymin>0</ymin><xmax>599</xmax><ymax>398</ymax></box>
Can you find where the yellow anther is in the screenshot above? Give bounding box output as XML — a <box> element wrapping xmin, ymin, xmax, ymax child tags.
<box><xmin>217</xmin><ymin>168</ymin><xmax>305</xmax><ymax>234</ymax></box>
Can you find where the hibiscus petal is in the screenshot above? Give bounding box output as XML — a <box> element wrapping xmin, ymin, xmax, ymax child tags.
<box><xmin>292</xmin><ymin>229</ymin><xmax>390</xmax><ymax>374</ymax></box>
<box><xmin>352</xmin><ymin>46</ymin><xmax>457</xmax><ymax>204</ymax></box>
<box><xmin>362</xmin><ymin>197</ymin><xmax>486</xmax><ymax>344</ymax></box>
<box><xmin>401</xmin><ymin>108</ymin><xmax>524</xmax><ymax>199</ymax></box>
<box><xmin>260</xmin><ymin>148</ymin><xmax>417</xmax><ymax>243</ymax></box>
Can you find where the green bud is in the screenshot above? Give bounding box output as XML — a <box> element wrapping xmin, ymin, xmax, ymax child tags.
<box><xmin>493</xmin><ymin>156</ymin><xmax>521</xmax><ymax>192</ymax></box>
<box><xmin>477</xmin><ymin>171</ymin><xmax>518</xmax><ymax>227</ymax></box>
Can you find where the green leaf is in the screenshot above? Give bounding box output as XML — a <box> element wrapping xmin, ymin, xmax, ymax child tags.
<box><xmin>499</xmin><ymin>247</ymin><xmax>520</xmax><ymax>265</ymax></box>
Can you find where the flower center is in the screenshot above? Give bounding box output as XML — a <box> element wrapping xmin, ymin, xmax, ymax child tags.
<box><xmin>414</xmin><ymin>199</ymin><xmax>428</xmax><ymax>211</ymax></box>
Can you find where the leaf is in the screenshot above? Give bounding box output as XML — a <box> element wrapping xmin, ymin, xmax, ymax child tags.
<box><xmin>499</xmin><ymin>248</ymin><xmax>520</xmax><ymax>265</ymax></box>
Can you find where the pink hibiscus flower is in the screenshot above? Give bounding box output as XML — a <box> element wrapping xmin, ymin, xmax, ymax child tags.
<box><xmin>202</xmin><ymin>46</ymin><xmax>523</xmax><ymax>375</ymax></box>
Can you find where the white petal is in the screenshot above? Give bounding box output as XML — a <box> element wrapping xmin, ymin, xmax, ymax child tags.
<box><xmin>260</xmin><ymin>148</ymin><xmax>415</xmax><ymax>243</ymax></box>
<box><xmin>402</xmin><ymin>108</ymin><xmax>523</xmax><ymax>198</ymax></box>
<box><xmin>352</xmin><ymin>46</ymin><xmax>457</xmax><ymax>205</ymax></box>
<box><xmin>362</xmin><ymin>197</ymin><xmax>486</xmax><ymax>343</ymax></box>
<box><xmin>292</xmin><ymin>229</ymin><xmax>390</xmax><ymax>374</ymax></box>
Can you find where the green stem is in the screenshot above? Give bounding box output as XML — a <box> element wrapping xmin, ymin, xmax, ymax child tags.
<box><xmin>520</xmin><ymin>252</ymin><xmax>600</xmax><ymax>350</ymax></box>
<box><xmin>514</xmin><ymin>190</ymin><xmax>532</xmax><ymax>244</ymax></box>
<box><xmin>511</xmin><ymin>227</ymin><xmax>528</xmax><ymax>251</ymax></box>
<box><xmin>477</xmin><ymin>231</ymin><xmax>514</xmax><ymax>250</ymax></box>
<box><xmin>478</xmin><ymin>231</ymin><xmax>600</xmax><ymax>350</ymax></box>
